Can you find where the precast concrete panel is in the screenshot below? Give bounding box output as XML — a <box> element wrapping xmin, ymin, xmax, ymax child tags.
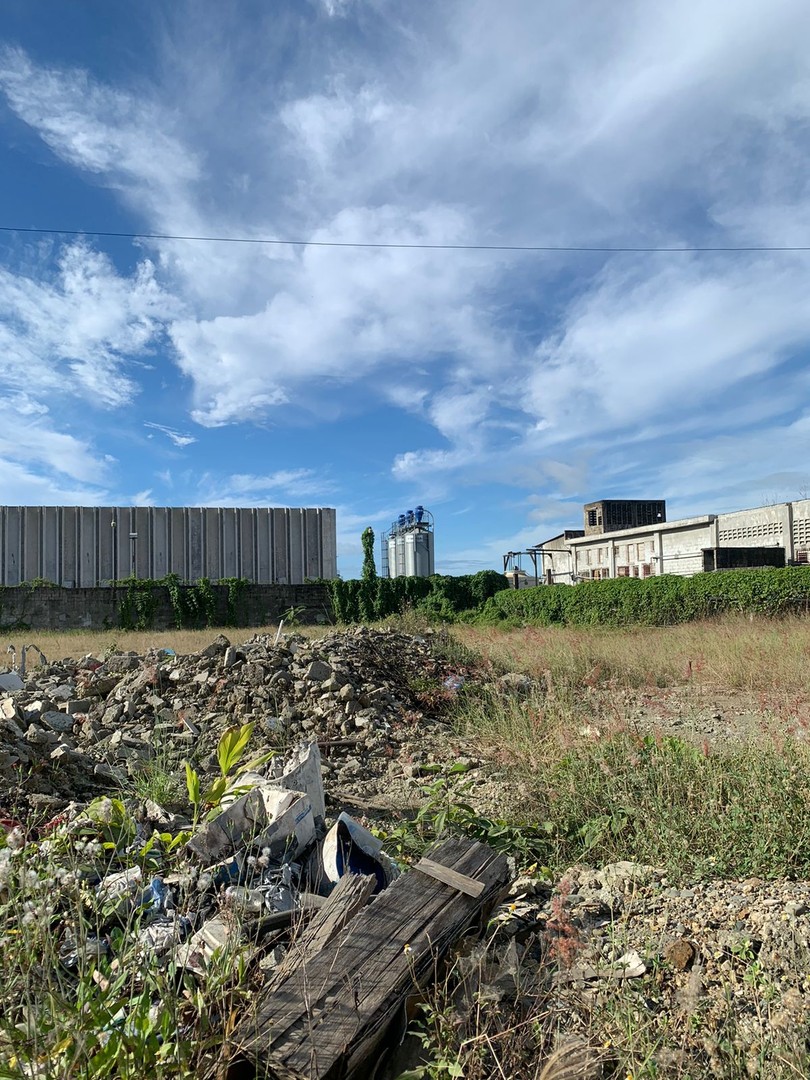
<box><xmin>5</xmin><ymin>507</ymin><xmax>22</xmax><ymax>585</ymax></box>
<box><xmin>170</xmin><ymin>508</ymin><xmax>186</xmax><ymax>578</ymax></box>
<box><xmin>133</xmin><ymin>507</ymin><xmax>151</xmax><ymax>580</ymax></box>
<box><xmin>61</xmin><ymin>508</ymin><xmax>78</xmax><ymax>587</ymax></box>
<box><xmin>98</xmin><ymin>508</ymin><xmax>115</xmax><ymax>583</ymax></box>
<box><xmin>0</xmin><ymin>504</ymin><xmax>337</xmax><ymax>585</ymax></box>
<box><xmin>288</xmin><ymin>509</ymin><xmax>304</xmax><ymax>584</ymax></box>
<box><xmin>322</xmin><ymin>508</ymin><xmax>337</xmax><ymax>579</ymax></box>
<box><xmin>42</xmin><ymin>507</ymin><xmax>60</xmax><ymax>584</ymax></box>
<box><xmin>116</xmin><ymin>508</ymin><xmax>133</xmax><ymax>579</ymax></box>
<box><xmin>24</xmin><ymin>507</ymin><xmax>41</xmax><ymax>582</ymax></box>
<box><xmin>79</xmin><ymin>507</ymin><xmax>97</xmax><ymax>586</ymax></box>
<box><xmin>222</xmin><ymin>508</ymin><xmax>239</xmax><ymax>578</ymax></box>
<box><xmin>204</xmin><ymin>509</ymin><xmax>221</xmax><ymax>579</ymax></box>
<box><xmin>257</xmin><ymin>509</ymin><xmax>272</xmax><ymax>582</ymax></box>
<box><xmin>305</xmin><ymin>509</ymin><xmax>321</xmax><ymax>579</ymax></box>
<box><xmin>272</xmin><ymin>509</ymin><xmax>288</xmax><ymax>583</ymax></box>
<box><xmin>188</xmin><ymin>509</ymin><xmax>204</xmax><ymax>580</ymax></box>
<box><xmin>239</xmin><ymin>509</ymin><xmax>256</xmax><ymax>580</ymax></box>
<box><xmin>152</xmin><ymin>508</ymin><xmax>170</xmax><ymax>578</ymax></box>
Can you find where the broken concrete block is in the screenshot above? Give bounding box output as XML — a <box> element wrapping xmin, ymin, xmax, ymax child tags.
<box><xmin>0</xmin><ymin>698</ymin><xmax>20</xmax><ymax>720</ymax></box>
<box><xmin>304</xmin><ymin>660</ymin><xmax>332</xmax><ymax>682</ymax></box>
<box><xmin>0</xmin><ymin>672</ymin><xmax>24</xmax><ymax>692</ymax></box>
<box><xmin>41</xmin><ymin>711</ymin><xmax>75</xmax><ymax>733</ymax></box>
<box><xmin>66</xmin><ymin>699</ymin><xmax>93</xmax><ymax>716</ymax></box>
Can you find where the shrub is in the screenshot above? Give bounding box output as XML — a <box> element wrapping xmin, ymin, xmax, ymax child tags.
<box><xmin>327</xmin><ymin>570</ymin><xmax>507</xmax><ymax>623</ymax></box>
<box><xmin>477</xmin><ymin>568</ymin><xmax>810</xmax><ymax>627</ymax></box>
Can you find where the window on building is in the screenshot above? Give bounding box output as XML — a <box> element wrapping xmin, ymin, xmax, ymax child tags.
<box><xmin>588</xmin><ymin>509</ymin><xmax>598</xmax><ymax>527</ymax></box>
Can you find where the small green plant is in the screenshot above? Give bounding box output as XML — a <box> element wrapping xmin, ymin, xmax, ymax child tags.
<box><xmin>129</xmin><ymin>730</ymin><xmax>185</xmax><ymax>808</ymax></box>
<box><xmin>280</xmin><ymin>604</ymin><xmax>306</xmax><ymax>627</ymax></box>
<box><xmin>382</xmin><ymin>771</ymin><xmax>548</xmax><ymax>871</ymax></box>
<box><xmin>184</xmin><ymin>721</ymin><xmax>274</xmax><ymax>823</ymax></box>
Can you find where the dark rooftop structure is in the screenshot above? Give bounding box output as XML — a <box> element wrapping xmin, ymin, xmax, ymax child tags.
<box><xmin>583</xmin><ymin>500</ymin><xmax>666</xmax><ymax>536</ymax></box>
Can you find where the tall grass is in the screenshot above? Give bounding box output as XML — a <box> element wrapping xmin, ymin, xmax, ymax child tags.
<box><xmin>445</xmin><ymin>616</ymin><xmax>810</xmax><ymax>881</ymax></box>
<box><xmin>454</xmin><ymin>614</ymin><xmax>810</xmax><ymax>693</ymax></box>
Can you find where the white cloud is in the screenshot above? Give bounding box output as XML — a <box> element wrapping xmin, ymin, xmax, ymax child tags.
<box><xmin>527</xmin><ymin>254</ymin><xmax>810</xmax><ymax>441</ymax></box>
<box><xmin>4</xmin><ymin>2</ymin><xmax>810</xmax><ymax>545</ymax></box>
<box><xmin>170</xmin><ymin>204</ymin><xmax>505</xmax><ymax>426</ymax></box>
<box><xmin>144</xmin><ymin>421</ymin><xmax>197</xmax><ymax>448</ymax></box>
<box><xmin>193</xmin><ymin>468</ymin><xmax>334</xmax><ymax>506</ymax></box>
<box><xmin>0</xmin><ymin>45</ymin><xmax>200</xmax><ymax>225</ymax></box>
<box><xmin>0</xmin><ymin>243</ymin><xmax>179</xmax><ymax>407</ymax></box>
<box><xmin>0</xmin><ymin>457</ymin><xmax>109</xmax><ymax>505</ymax></box>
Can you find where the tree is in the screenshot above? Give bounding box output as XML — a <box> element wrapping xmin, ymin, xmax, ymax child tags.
<box><xmin>361</xmin><ymin>527</ymin><xmax>377</xmax><ymax>582</ymax></box>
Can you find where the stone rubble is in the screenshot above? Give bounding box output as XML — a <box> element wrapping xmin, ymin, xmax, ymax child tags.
<box><xmin>492</xmin><ymin>861</ymin><xmax>810</xmax><ymax>1075</ymax></box>
<box><xmin>0</xmin><ymin>627</ymin><xmax>476</xmax><ymax>812</ymax></box>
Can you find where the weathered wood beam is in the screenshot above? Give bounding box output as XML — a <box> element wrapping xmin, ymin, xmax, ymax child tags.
<box><xmin>230</xmin><ymin>836</ymin><xmax>511</xmax><ymax>1080</ymax></box>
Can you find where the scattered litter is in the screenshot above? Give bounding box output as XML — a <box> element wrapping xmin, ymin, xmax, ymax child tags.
<box><xmin>269</xmin><ymin>740</ymin><xmax>326</xmax><ymax>824</ymax></box>
<box><xmin>321</xmin><ymin>811</ymin><xmax>400</xmax><ymax>894</ymax></box>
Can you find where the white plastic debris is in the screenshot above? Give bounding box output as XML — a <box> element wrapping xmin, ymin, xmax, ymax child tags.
<box><xmin>186</xmin><ymin>784</ymin><xmax>314</xmax><ymax>866</ymax></box>
<box><xmin>269</xmin><ymin>741</ymin><xmax>326</xmax><ymax>825</ymax></box>
<box><xmin>175</xmin><ymin>916</ymin><xmax>237</xmax><ymax>976</ymax></box>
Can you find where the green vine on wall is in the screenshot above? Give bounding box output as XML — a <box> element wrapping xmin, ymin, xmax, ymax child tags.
<box><xmin>116</xmin><ymin>577</ymin><xmax>161</xmax><ymax>630</ymax></box>
<box><xmin>220</xmin><ymin>577</ymin><xmax>248</xmax><ymax>626</ymax></box>
<box><xmin>112</xmin><ymin>575</ymin><xmax>251</xmax><ymax>630</ymax></box>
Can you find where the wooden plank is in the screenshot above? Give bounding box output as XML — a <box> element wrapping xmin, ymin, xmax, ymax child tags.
<box><xmin>271</xmin><ymin>872</ymin><xmax>375</xmax><ymax>983</ymax></box>
<box><xmin>414</xmin><ymin>856</ymin><xmax>485</xmax><ymax>897</ymax></box>
<box><xmin>230</xmin><ymin>837</ymin><xmax>511</xmax><ymax>1080</ymax></box>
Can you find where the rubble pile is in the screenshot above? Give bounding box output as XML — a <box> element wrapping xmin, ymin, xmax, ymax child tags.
<box><xmin>0</xmin><ymin>629</ymin><xmax>516</xmax><ymax>1078</ymax></box>
<box><xmin>0</xmin><ymin>627</ymin><xmax>474</xmax><ymax>810</ymax></box>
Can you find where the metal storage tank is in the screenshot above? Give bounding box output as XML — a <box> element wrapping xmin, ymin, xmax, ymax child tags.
<box><xmin>383</xmin><ymin>506</ymin><xmax>434</xmax><ymax>578</ymax></box>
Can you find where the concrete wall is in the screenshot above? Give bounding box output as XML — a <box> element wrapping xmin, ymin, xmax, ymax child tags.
<box><xmin>0</xmin><ymin>583</ymin><xmax>332</xmax><ymax>631</ymax></box>
<box><xmin>568</xmin><ymin>516</ymin><xmax>716</xmax><ymax>580</ymax></box>
<box><xmin>0</xmin><ymin>506</ymin><xmax>338</xmax><ymax>586</ymax></box>
<box><xmin>660</xmin><ymin>521</ymin><xmax>715</xmax><ymax>576</ymax></box>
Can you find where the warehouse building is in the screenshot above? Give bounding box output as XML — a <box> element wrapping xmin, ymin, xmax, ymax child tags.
<box><xmin>0</xmin><ymin>505</ymin><xmax>337</xmax><ymax>586</ymax></box>
<box><xmin>533</xmin><ymin>498</ymin><xmax>805</xmax><ymax>583</ymax></box>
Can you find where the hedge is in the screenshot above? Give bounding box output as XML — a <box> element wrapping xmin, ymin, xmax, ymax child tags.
<box><xmin>327</xmin><ymin>570</ymin><xmax>507</xmax><ymax>623</ymax></box>
<box><xmin>475</xmin><ymin>568</ymin><xmax>810</xmax><ymax>627</ymax></box>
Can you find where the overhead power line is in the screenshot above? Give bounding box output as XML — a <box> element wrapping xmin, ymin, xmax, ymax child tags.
<box><xmin>0</xmin><ymin>223</ymin><xmax>807</xmax><ymax>253</ymax></box>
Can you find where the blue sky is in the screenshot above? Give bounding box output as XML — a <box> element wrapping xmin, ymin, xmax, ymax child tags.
<box><xmin>2</xmin><ymin>0</ymin><xmax>810</xmax><ymax>578</ymax></box>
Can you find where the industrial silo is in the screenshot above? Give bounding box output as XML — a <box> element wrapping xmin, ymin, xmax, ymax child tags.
<box><xmin>383</xmin><ymin>506</ymin><xmax>434</xmax><ymax>578</ymax></box>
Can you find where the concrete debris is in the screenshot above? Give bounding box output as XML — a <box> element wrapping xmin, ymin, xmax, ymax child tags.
<box><xmin>0</xmin><ymin>626</ymin><xmax>473</xmax><ymax>803</ymax></box>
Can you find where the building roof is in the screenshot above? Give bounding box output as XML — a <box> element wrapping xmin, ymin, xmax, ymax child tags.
<box><xmin>567</xmin><ymin>514</ymin><xmax>716</xmax><ymax>544</ymax></box>
<box><xmin>533</xmin><ymin>529</ymin><xmax>585</xmax><ymax>548</ymax></box>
